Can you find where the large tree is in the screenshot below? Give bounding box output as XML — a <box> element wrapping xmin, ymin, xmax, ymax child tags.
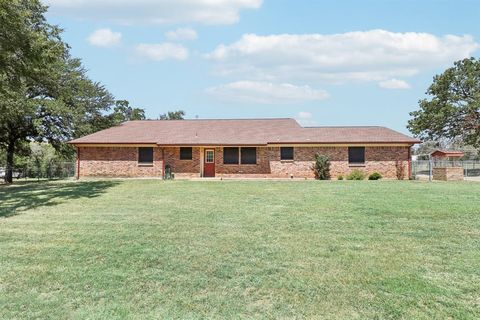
<box><xmin>408</xmin><ymin>58</ymin><xmax>480</xmax><ymax>151</ymax></box>
<box><xmin>0</xmin><ymin>0</ymin><xmax>118</xmax><ymax>182</ymax></box>
<box><xmin>0</xmin><ymin>0</ymin><xmax>67</xmax><ymax>182</ymax></box>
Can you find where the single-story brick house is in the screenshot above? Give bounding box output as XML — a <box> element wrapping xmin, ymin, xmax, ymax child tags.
<box><xmin>69</xmin><ymin>118</ymin><xmax>419</xmax><ymax>179</ymax></box>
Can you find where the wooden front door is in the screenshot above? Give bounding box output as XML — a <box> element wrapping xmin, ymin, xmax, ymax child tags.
<box><xmin>204</xmin><ymin>149</ymin><xmax>215</xmax><ymax>177</ymax></box>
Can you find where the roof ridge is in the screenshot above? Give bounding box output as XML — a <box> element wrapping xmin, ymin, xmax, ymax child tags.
<box><xmin>303</xmin><ymin>125</ymin><xmax>385</xmax><ymax>128</ymax></box>
<box><xmin>127</xmin><ymin>118</ymin><xmax>296</xmax><ymax>122</ymax></box>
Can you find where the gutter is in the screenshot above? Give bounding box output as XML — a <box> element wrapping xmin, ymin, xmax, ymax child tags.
<box><xmin>266</xmin><ymin>141</ymin><xmax>420</xmax><ymax>145</ymax></box>
<box><xmin>69</xmin><ymin>141</ymin><xmax>420</xmax><ymax>146</ymax></box>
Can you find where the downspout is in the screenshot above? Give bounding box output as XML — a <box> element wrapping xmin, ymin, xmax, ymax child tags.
<box><xmin>76</xmin><ymin>146</ymin><xmax>80</xmax><ymax>180</ymax></box>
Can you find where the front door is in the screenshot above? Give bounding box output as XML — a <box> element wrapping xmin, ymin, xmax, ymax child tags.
<box><xmin>204</xmin><ymin>149</ymin><xmax>215</xmax><ymax>177</ymax></box>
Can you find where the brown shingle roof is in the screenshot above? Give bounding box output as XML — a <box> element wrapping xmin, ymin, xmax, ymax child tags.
<box><xmin>430</xmin><ymin>150</ymin><xmax>465</xmax><ymax>157</ymax></box>
<box><xmin>69</xmin><ymin>118</ymin><xmax>419</xmax><ymax>145</ymax></box>
<box><xmin>272</xmin><ymin>126</ymin><xmax>420</xmax><ymax>144</ymax></box>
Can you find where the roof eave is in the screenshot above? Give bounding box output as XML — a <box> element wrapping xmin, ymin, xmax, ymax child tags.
<box><xmin>267</xmin><ymin>141</ymin><xmax>420</xmax><ymax>145</ymax></box>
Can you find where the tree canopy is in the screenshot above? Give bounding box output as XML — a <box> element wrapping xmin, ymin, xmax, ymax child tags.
<box><xmin>111</xmin><ymin>100</ymin><xmax>146</xmax><ymax>124</ymax></box>
<box><xmin>159</xmin><ymin>110</ymin><xmax>185</xmax><ymax>120</ymax></box>
<box><xmin>408</xmin><ymin>58</ymin><xmax>480</xmax><ymax>151</ymax></box>
<box><xmin>0</xmin><ymin>0</ymin><xmax>68</xmax><ymax>182</ymax></box>
<box><xmin>0</xmin><ymin>0</ymin><xmax>145</xmax><ymax>182</ymax></box>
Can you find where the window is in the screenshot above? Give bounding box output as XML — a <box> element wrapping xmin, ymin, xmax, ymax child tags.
<box><xmin>241</xmin><ymin>147</ymin><xmax>256</xmax><ymax>164</ymax></box>
<box><xmin>138</xmin><ymin>147</ymin><xmax>153</xmax><ymax>164</ymax></box>
<box><xmin>180</xmin><ymin>147</ymin><xmax>192</xmax><ymax>160</ymax></box>
<box><xmin>280</xmin><ymin>147</ymin><xmax>294</xmax><ymax>160</ymax></box>
<box><xmin>223</xmin><ymin>147</ymin><xmax>239</xmax><ymax>164</ymax></box>
<box><xmin>223</xmin><ymin>147</ymin><xmax>258</xmax><ymax>164</ymax></box>
<box><xmin>348</xmin><ymin>147</ymin><xmax>365</xmax><ymax>164</ymax></box>
<box><xmin>205</xmin><ymin>150</ymin><xmax>214</xmax><ymax>163</ymax></box>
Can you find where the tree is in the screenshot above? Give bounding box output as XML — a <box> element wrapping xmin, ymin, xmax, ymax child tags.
<box><xmin>0</xmin><ymin>0</ymin><xmax>65</xmax><ymax>94</ymax></box>
<box><xmin>0</xmin><ymin>0</ymin><xmax>67</xmax><ymax>183</ymax></box>
<box><xmin>159</xmin><ymin>110</ymin><xmax>185</xmax><ymax>120</ymax></box>
<box><xmin>53</xmin><ymin>57</ymin><xmax>116</xmax><ymax>158</ymax></box>
<box><xmin>413</xmin><ymin>141</ymin><xmax>441</xmax><ymax>156</ymax></box>
<box><xmin>0</xmin><ymin>1</ymin><xmax>116</xmax><ymax>182</ymax></box>
<box><xmin>111</xmin><ymin>100</ymin><xmax>146</xmax><ymax>124</ymax></box>
<box><xmin>408</xmin><ymin>58</ymin><xmax>480</xmax><ymax>151</ymax></box>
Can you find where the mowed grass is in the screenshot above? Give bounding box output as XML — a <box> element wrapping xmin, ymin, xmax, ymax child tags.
<box><xmin>1</xmin><ymin>180</ymin><xmax>479</xmax><ymax>319</ymax></box>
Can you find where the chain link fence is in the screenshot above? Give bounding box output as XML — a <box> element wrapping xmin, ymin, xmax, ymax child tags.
<box><xmin>0</xmin><ymin>162</ymin><xmax>76</xmax><ymax>181</ymax></box>
<box><xmin>411</xmin><ymin>160</ymin><xmax>480</xmax><ymax>180</ymax></box>
<box><xmin>2</xmin><ymin>160</ymin><xmax>478</xmax><ymax>182</ymax></box>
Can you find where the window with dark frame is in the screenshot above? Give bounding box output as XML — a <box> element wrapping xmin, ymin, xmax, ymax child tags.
<box><xmin>180</xmin><ymin>147</ymin><xmax>192</xmax><ymax>160</ymax></box>
<box><xmin>241</xmin><ymin>147</ymin><xmax>256</xmax><ymax>164</ymax></box>
<box><xmin>138</xmin><ymin>147</ymin><xmax>153</xmax><ymax>164</ymax></box>
<box><xmin>348</xmin><ymin>147</ymin><xmax>365</xmax><ymax>164</ymax></box>
<box><xmin>280</xmin><ymin>147</ymin><xmax>294</xmax><ymax>160</ymax></box>
<box><xmin>223</xmin><ymin>147</ymin><xmax>239</xmax><ymax>164</ymax></box>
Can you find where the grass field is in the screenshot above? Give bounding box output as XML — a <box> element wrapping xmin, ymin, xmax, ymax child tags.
<box><xmin>1</xmin><ymin>180</ymin><xmax>479</xmax><ymax>319</ymax></box>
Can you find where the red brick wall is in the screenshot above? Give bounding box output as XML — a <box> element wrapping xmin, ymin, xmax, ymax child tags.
<box><xmin>364</xmin><ymin>147</ymin><xmax>409</xmax><ymax>179</ymax></box>
<box><xmin>78</xmin><ymin>145</ymin><xmax>411</xmax><ymax>179</ymax></box>
<box><xmin>269</xmin><ymin>146</ymin><xmax>409</xmax><ymax>179</ymax></box>
<box><xmin>432</xmin><ymin>167</ymin><xmax>464</xmax><ymax>181</ymax></box>
<box><xmin>164</xmin><ymin>147</ymin><xmax>201</xmax><ymax>178</ymax></box>
<box><xmin>78</xmin><ymin>147</ymin><xmax>163</xmax><ymax>177</ymax></box>
<box><xmin>269</xmin><ymin>146</ymin><xmax>344</xmax><ymax>178</ymax></box>
<box><xmin>215</xmin><ymin>147</ymin><xmax>271</xmax><ymax>176</ymax></box>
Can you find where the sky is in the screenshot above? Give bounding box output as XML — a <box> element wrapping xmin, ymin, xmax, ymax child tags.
<box><xmin>43</xmin><ymin>0</ymin><xmax>480</xmax><ymax>134</ymax></box>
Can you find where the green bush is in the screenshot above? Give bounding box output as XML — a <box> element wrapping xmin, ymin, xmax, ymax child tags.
<box><xmin>312</xmin><ymin>154</ymin><xmax>331</xmax><ymax>180</ymax></box>
<box><xmin>346</xmin><ymin>169</ymin><xmax>365</xmax><ymax>180</ymax></box>
<box><xmin>337</xmin><ymin>175</ymin><xmax>344</xmax><ymax>180</ymax></box>
<box><xmin>368</xmin><ymin>172</ymin><xmax>382</xmax><ymax>180</ymax></box>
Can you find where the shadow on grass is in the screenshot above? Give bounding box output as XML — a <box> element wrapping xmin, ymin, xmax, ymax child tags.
<box><xmin>0</xmin><ymin>180</ymin><xmax>121</xmax><ymax>218</ymax></box>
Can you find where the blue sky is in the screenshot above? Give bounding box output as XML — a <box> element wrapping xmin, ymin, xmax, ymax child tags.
<box><xmin>44</xmin><ymin>0</ymin><xmax>480</xmax><ymax>133</ymax></box>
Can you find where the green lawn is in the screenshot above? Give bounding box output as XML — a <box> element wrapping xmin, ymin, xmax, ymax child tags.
<box><xmin>1</xmin><ymin>180</ymin><xmax>479</xmax><ymax>319</ymax></box>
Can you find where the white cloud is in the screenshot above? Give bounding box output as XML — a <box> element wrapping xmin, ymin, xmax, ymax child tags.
<box><xmin>205</xmin><ymin>81</ymin><xmax>329</xmax><ymax>104</ymax></box>
<box><xmin>87</xmin><ymin>28</ymin><xmax>122</xmax><ymax>47</ymax></box>
<box><xmin>378</xmin><ymin>79</ymin><xmax>411</xmax><ymax>90</ymax></box>
<box><xmin>135</xmin><ymin>43</ymin><xmax>188</xmax><ymax>61</ymax></box>
<box><xmin>165</xmin><ymin>28</ymin><xmax>198</xmax><ymax>41</ymax></box>
<box><xmin>44</xmin><ymin>0</ymin><xmax>262</xmax><ymax>25</ymax></box>
<box><xmin>295</xmin><ymin>111</ymin><xmax>317</xmax><ymax>126</ymax></box>
<box><xmin>208</xmin><ymin>30</ymin><xmax>479</xmax><ymax>83</ymax></box>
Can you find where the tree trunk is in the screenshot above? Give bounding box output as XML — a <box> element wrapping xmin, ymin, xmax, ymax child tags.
<box><xmin>5</xmin><ymin>141</ymin><xmax>15</xmax><ymax>183</ymax></box>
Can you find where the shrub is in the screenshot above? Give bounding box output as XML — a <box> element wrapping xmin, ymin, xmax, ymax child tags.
<box><xmin>312</xmin><ymin>154</ymin><xmax>331</xmax><ymax>180</ymax></box>
<box><xmin>337</xmin><ymin>175</ymin><xmax>344</xmax><ymax>180</ymax></box>
<box><xmin>368</xmin><ymin>172</ymin><xmax>382</xmax><ymax>180</ymax></box>
<box><xmin>346</xmin><ymin>169</ymin><xmax>365</xmax><ymax>180</ymax></box>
